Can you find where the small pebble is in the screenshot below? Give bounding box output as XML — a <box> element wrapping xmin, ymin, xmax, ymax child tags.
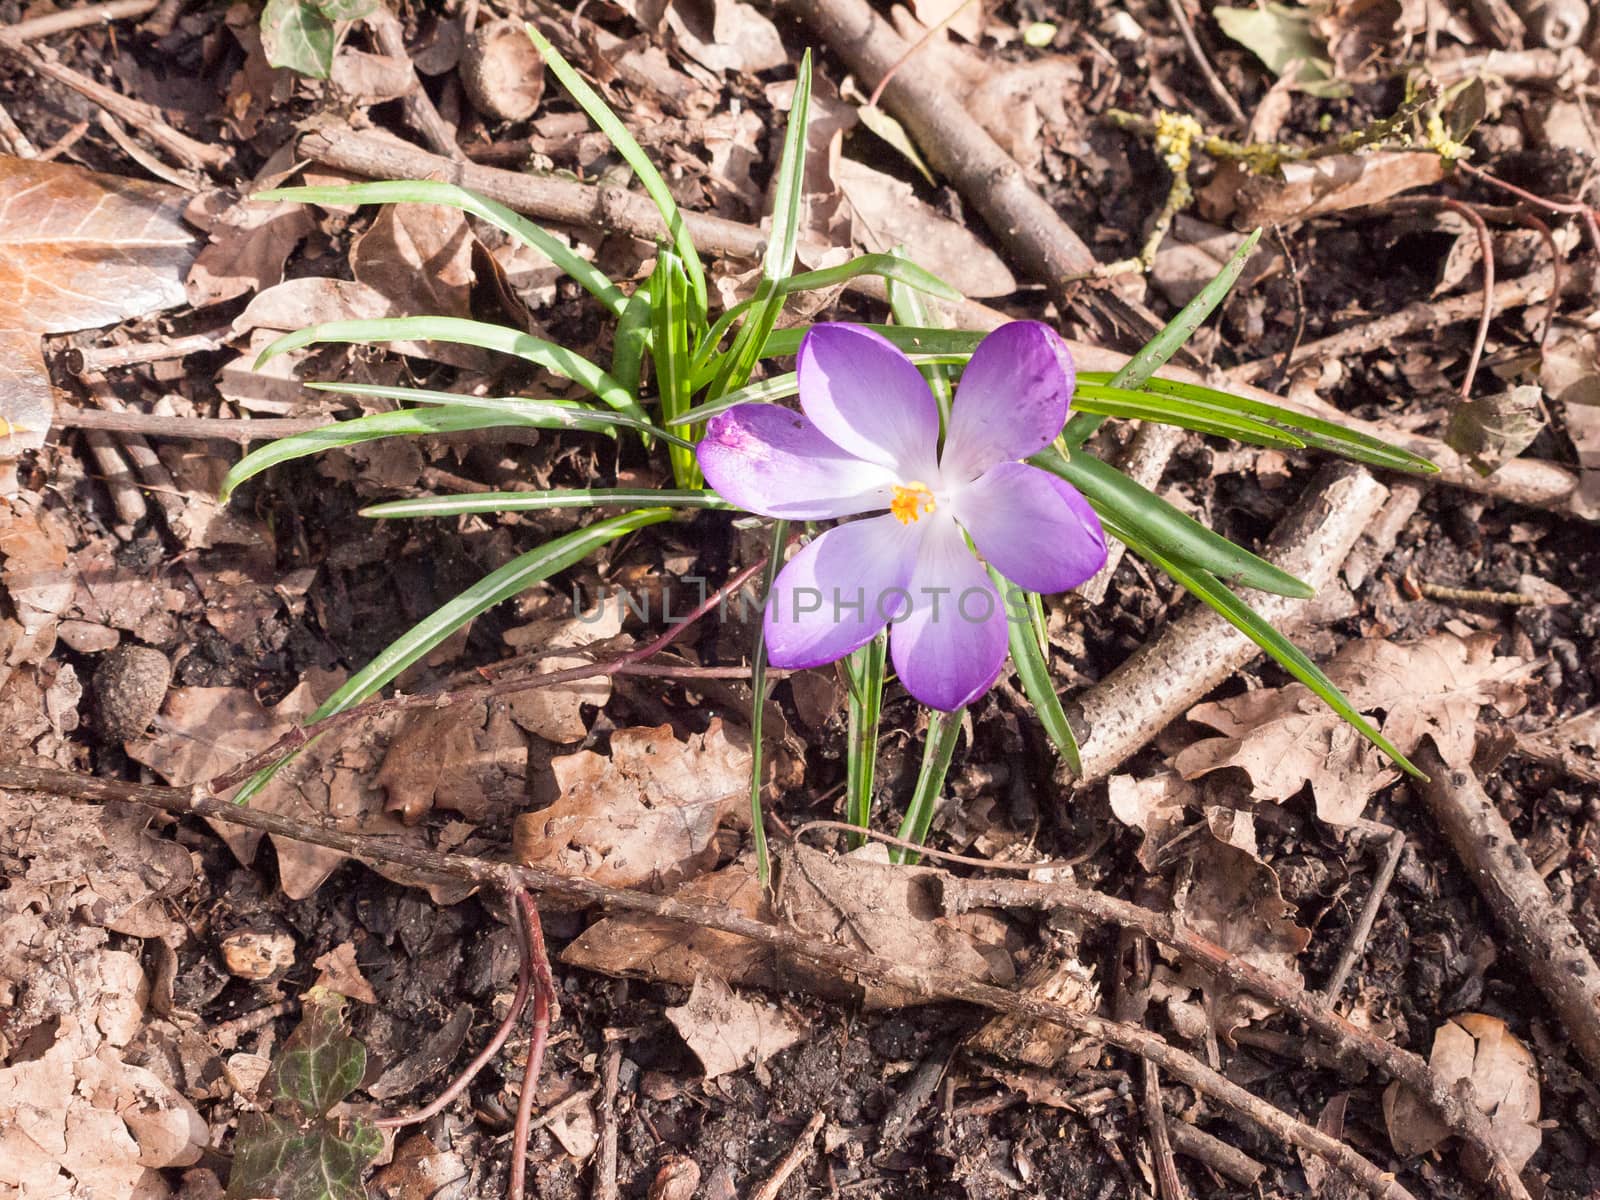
<box><xmin>92</xmin><ymin>644</ymin><xmax>171</xmax><ymax>743</ymax></box>
<box><xmin>219</xmin><ymin>929</ymin><xmax>296</xmax><ymax>981</ymax></box>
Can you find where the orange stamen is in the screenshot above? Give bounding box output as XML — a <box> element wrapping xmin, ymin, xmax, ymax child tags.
<box><xmin>890</xmin><ymin>481</ymin><xmax>936</xmax><ymax>525</ymax></box>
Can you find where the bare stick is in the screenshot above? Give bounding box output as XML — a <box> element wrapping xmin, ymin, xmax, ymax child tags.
<box><xmin>749</xmin><ymin>1110</ymin><xmax>826</xmax><ymax>1200</ymax></box>
<box><xmin>1412</xmin><ymin>742</ymin><xmax>1600</xmax><ymax>1080</ymax></box>
<box><xmin>1069</xmin><ymin>463</ymin><xmax>1390</xmax><ymax>784</ymax></box>
<box><xmin>0</xmin><ymin>762</ymin><xmax>1424</xmax><ymax>1200</ymax></box>
<box><xmin>0</xmin><ymin>37</ymin><xmax>227</xmax><ymax>171</ymax></box>
<box><xmin>64</xmin><ymin>331</ymin><xmax>228</xmax><ymax>374</ymax></box>
<box><xmin>53</xmin><ymin>407</ymin><xmax>458</xmax><ymax>443</ymax></box>
<box><xmin>933</xmin><ymin>872</ymin><xmax>1528</xmax><ymax>1200</ymax></box>
<box><xmin>365</xmin><ymin>6</ymin><xmax>463</xmax><ymax>161</ymax></box>
<box><xmin>1164</xmin><ymin>0</ymin><xmax>1246</xmax><ymax>124</ymax></box>
<box><xmin>510</xmin><ymin>892</ymin><xmax>555</xmax><ymax>1200</ymax></box>
<box><xmin>1321</xmin><ymin>822</ymin><xmax>1406</xmax><ymax>1000</ymax></box>
<box><xmin>81</xmin><ymin>429</ymin><xmax>147</xmax><ymax>529</ymax></box>
<box><xmin>2</xmin><ymin>0</ymin><xmax>159</xmax><ymax>40</ymax></box>
<box><xmin>590</xmin><ymin>1041</ymin><xmax>623</xmax><ymax>1200</ymax></box>
<box><xmin>1165</xmin><ymin>1120</ymin><xmax>1265</xmax><ymax>1186</ymax></box>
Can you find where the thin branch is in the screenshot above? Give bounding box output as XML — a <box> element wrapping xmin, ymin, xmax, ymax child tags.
<box><xmin>3</xmin><ymin>762</ymin><xmax>1420</xmax><ymax>1200</ymax></box>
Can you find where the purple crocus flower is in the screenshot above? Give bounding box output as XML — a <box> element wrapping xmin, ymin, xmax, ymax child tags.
<box><xmin>697</xmin><ymin>322</ymin><xmax>1107</xmax><ymax>711</ymax></box>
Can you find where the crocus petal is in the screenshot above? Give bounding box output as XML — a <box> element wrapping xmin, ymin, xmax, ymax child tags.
<box><xmin>797</xmin><ymin>324</ymin><xmax>941</xmax><ymax>478</ymax></box>
<box><xmin>889</xmin><ymin>517</ymin><xmax>1008</xmax><ymax>711</ymax></box>
<box><xmin>697</xmin><ymin>404</ymin><xmax>897</xmax><ymax>519</ymax></box>
<box><xmin>940</xmin><ymin>322</ymin><xmax>1075</xmax><ymax>484</ymax></box>
<box><xmin>951</xmin><ymin>462</ymin><xmax>1107</xmax><ymax>594</ymax></box>
<box><xmin>764</xmin><ymin>515</ymin><xmax>922</xmax><ymax>670</ymax></box>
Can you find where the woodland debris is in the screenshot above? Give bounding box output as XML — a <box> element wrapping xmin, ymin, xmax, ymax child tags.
<box><xmin>1068</xmin><ymin>463</ymin><xmax>1390</xmax><ymax>785</ymax></box>
<box><xmin>1174</xmin><ymin>632</ymin><xmax>1533</xmax><ymax>825</ymax></box>
<box><xmin>459</xmin><ymin>20</ymin><xmax>546</xmax><ymax>121</ymax></box>
<box><xmin>665</xmin><ymin>974</ymin><xmax>808</xmax><ymax>1079</ymax></box>
<box><xmin>1413</xmin><ymin>742</ymin><xmax>1600</xmax><ymax>1079</ymax></box>
<box><xmin>219</xmin><ymin>928</ymin><xmax>297</xmax><ymax>981</ymax></box>
<box><xmin>90</xmin><ymin>643</ymin><xmax>171</xmax><ymax>744</ymax></box>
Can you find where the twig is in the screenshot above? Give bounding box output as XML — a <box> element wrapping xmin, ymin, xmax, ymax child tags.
<box><xmin>2</xmin><ymin>0</ymin><xmax>159</xmax><ymax>40</ymax></box>
<box><xmin>590</xmin><ymin>1042</ymin><xmax>623</xmax><ymax>1200</ymax></box>
<box><xmin>1068</xmin><ymin>463</ymin><xmax>1390</xmax><ymax>784</ymax></box>
<box><xmin>1080</xmin><ymin>421</ymin><xmax>1186</xmax><ymax>606</ymax></box>
<box><xmin>54</xmin><ymin>408</ymin><xmax>373</xmax><ymax>442</ymax></box>
<box><xmin>511</xmin><ymin>892</ymin><xmax>555</xmax><ymax>1200</ymax></box>
<box><xmin>0</xmin><ymin>762</ymin><xmax>1424</xmax><ymax>1200</ymax></box>
<box><xmin>0</xmin><ymin>96</ymin><xmax>37</xmax><ymax>157</ymax></box>
<box><xmin>1514</xmin><ymin>209</ymin><xmax>1562</xmax><ymax>354</ymax></box>
<box><xmin>80</xmin><ymin>374</ymin><xmax>191</xmax><ymax>538</ymax></box>
<box><xmin>1164</xmin><ymin>0</ymin><xmax>1246</xmax><ymax>124</ymax></box>
<box><xmin>1165</xmin><ymin>1120</ymin><xmax>1265</xmax><ymax>1186</ymax></box>
<box><xmin>1456</xmin><ymin>158</ymin><xmax>1600</xmax><ymax>250</ymax></box>
<box><xmin>1320</xmin><ymin>821</ymin><xmax>1405</xmax><ymax>1000</ymax></box>
<box><xmin>1502</xmin><ymin>727</ymin><xmax>1600</xmax><ymax>786</ymax></box>
<box><xmin>81</xmin><ymin>429</ymin><xmax>147</xmax><ymax>530</ymax></box>
<box><xmin>780</xmin><ymin>0</ymin><xmax>1168</xmax><ymax>340</ymax></box>
<box><xmin>365</xmin><ymin>5</ymin><xmax>463</xmax><ymax>161</ymax></box>
<box><xmin>64</xmin><ymin>330</ymin><xmax>228</xmax><ymax>375</ymax></box>
<box><xmin>0</xmin><ymin>36</ymin><xmax>227</xmax><ymax>171</ymax></box>
<box><xmin>1412</xmin><ymin>579</ymin><xmax>1550</xmax><ymax>606</ymax></box>
<box><xmin>934</xmin><ymin>871</ymin><xmax>1529</xmax><ymax>1200</ymax></box>
<box><xmin>1412</xmin><ymin>742</ymin><xmax>1600</xmax><ymax>1080</ymax></box>
<box><xmin>1264</xmin><ymin>225</ymin><xmax>1307</xmax><ymax>394</ymax></box>
<box><xmin>208</xmin><ymin>557</ymin><xmax>772</xmax><ymax>790</ymax></box>
<box><xmin>750</xmin><ymin>1109</ymin><xmax>826</xmax><ymax>1200</ymax></box>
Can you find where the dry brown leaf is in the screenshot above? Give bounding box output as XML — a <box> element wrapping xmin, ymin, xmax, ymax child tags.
<box><xmin>0</xmin><ymin>155</ymin><xmax>199</xmax><ymax>460</ymax></box>
<box><xmin>911</xmin><ymin>0</ymin><xmax>984</xmax><ymax>40</ymax></box>
<box><xmin>312</xmin><ymin>942</ymin><xmax>379</xmax><ymax>1004</ymax></box>
<box><xmin>185</xmin><ymin>189</ymin><xmax>315</xmax><ymax>308</ymax></box>
<box><xmin>665</xmin><ymin>0</ymin><xmax>787</xmax><ymax>75</ymax></box>
<box><xmin>1152</xmin><ymin>215</ymin><xmax>1281</xmax><ymax>308</ymax></box>
<box><xmin>1106</xmin><ymin>770</ymin><xmax>1194</xmax><ymax>871</ymax></box>
<box><xmin>1175</xmin><ymin>633</ymin><xmax>1533</xmax><ymax>824</ymax></box>
<box><xmin>1152</xmin><ymin>841</ymin><xmax>1309</xmax><ymax>1038</ymax></box>
<box><xmin>665</xmin><ymin>974</ymin><xmax>808</xmax><ymax>1079</ymax></box>
<box><xmin>513</xmin><ymin>720</ymin><xmax>749</xmax><ymax>890</ymax></box>
<box><xmin>1383</xmin><ymin>1013</ymin><xmax>1541</xmax><ymax>1173</ymax></box>
<box><xmin>330</xmin><ymin>48</ymin><xmax>417</xmax><ymax>104</ymax></box>
<box><xmin>375</xmin><ymin>699</ymin><xmax>528</xmax><ymax>825</ymax></box>
<box><xmin>964</xmin><ymin>59</ymin><xmax>1081</xmax><ymax>174</ymax></box>
<box><xmin>561</xmin><ymin>853</ymin><xmax>840</xmax><ymax>995</ymax></box>
<box><xmin>1199</xmin><ymin>152</ymin><xmax>1446</xmax><ymax>226</ymax></box>
<box><xmin>780</xmin><ymin>843</ymin><xmax>1011</xmax><ymax>1009</ymax></box>
<box><xmin>833</xmin><ymin>157</ymin><xmax>1016</xmax><ymax>298</ymax></box>
<box><xmin>500</xmin><ymin>598</ymin><xmax>623</xmax><ymax>742</ymax></box>
<box><xmin>0</xmin><ymin>495</ymin><xmax>75</xmax><ymax>672</ymax></box>
<box><xmin>350</xmin><ymin>202</ymin><xmax>476</xmax><ymax>320</ymax></box>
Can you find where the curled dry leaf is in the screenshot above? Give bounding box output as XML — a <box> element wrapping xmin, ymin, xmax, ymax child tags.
<box><xmin>500</xmin><ymin>597</ymin><xmax>624</xmax><ymax>742</ymax></box>
<box><xmin>185</xmin><ymin>188</ymin><xmax>315</xmax><ymax>308</ymax></box>
<box><xmin>375</xmin><ymin>699</ymin><xmax>528</xmax><ymax>825</ymax></box>
<box><xmin>665</xmin><ymin>974</ymin><xmax>809</xmax><ymax>1080</ymax></box>
<box><xmin>349</xmin><ymin>202</ymin><xmax>476</xmax><ymax>321</ymax></box>
<box><xmin>0</xmin><ymin>155</ymin><xmax>199</xmax><ymax>464</ymax></box>
<box><xmin>665</xmin><ymin>0</ymin><xmax>788</xmax><ymax>75</ymax></box>
<box><xmin>1446</xmin><ymin>384</ymin><xmax>1548</xmax><ymax>477</ymax></box>
<box><xmin>1175</xmin><ymin>632</ymin><xmax>1534</xmax><ymax>825</ymax></box>
<box><xmin>0</xmin><ymin>495</ymin><xmax>74</xmax><ymax>671</ymax></box>
<box><xmin>513</xmin><ymin>720</ymin><xmax>751</xmax><ymax>890</ymax></box>
<box><xmin>1383</xmin><ymin>1013</ymin><xmax>1541</xmax><ymax>1174</ymax></box>
<box><xmin>1107</xmin><ymin>770</ymin><xmax>1194</xmax><ymax>871</ymax></box>
<box><xmin>1152</xmin><ymin>840</ymin><xmax>1309</xmax><ymax>1039</ymax></box>
<box><xmin>1199</xmin><ymin>152</ymin><xmax>1445</xmax><ymax>226</ymax></box>
<box><xmin>460</xmin><ymin>20</ymin><xmax>546</xmax><ymax>122</ymax></box>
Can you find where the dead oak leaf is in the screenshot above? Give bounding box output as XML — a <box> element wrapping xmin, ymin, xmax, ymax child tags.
<box><xmin>1384</xmin><ymin>1013</ymin><xmax>1541</xmax><ymax>1175</ymax></box>
<box><xmin>0</xmin><ymin>155</ymin><xmax>199</xmax><ymax>460</ymax></box>
<box><xmin>1153</xmin><ymin>840</ymin><xmax>1309</xmax><ymax>1040</ymax></box>
<box><xmin>1175</xmin><ymin>633</ymin><xmax>1533</xmax><ymax>825</ymax></box>
<box><xmin>665</xmin><ymin>974</ymin><xmax>808</xmax><ymax>1080</ymax></box>
<box><xmin>513</xmin><ymin>720</ymin><xmax>750</xmax><ymax>891</ymax></box>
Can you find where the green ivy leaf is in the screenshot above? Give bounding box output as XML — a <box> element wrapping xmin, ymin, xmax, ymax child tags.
<box><xmin>227</xmin><ymin>1112</ymin><xmax>383</xmax><ymax>1200</ymax></box>
<box><xmin>315</xmin><ymin>0</ymin><xmax>377</xmax><ymax>20</ymax></box>
<box><xmin>269</xmin><ymin>990</ymin><xmax>366</xmax><ymax>1117</ymax></box>
<box><xmin>260</xmin><ymin>0</ymin><xmax>336</xmax><ymax>78</ymax></box>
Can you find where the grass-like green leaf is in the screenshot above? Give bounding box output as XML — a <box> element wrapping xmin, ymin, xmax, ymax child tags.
<box><xmin>782</xmin><ymin>252</ymin><xmax>963</xmax><ymax>304</ymax></box>
<box><xmin>1072</xmin><ymin>382</ymin><xmax>1307</xmax><ymax>449</ymax></box>
<box><xmin>524</xmin><ymin>23</ymin><xmax>707</xmax><ymax>318</ymax></box>
<box><xmin>995</xmin><ymin>571</ymin><xmax>1082</xmax><ymax>774</ymax></box>
<box><xmin>842</xmin><ymin>630</ymin><xmax>887</xmax><ymax>845</ymax></box>
<box><xmin>611</xmin><ymin>285</ymin><xmax>653</xmax><ymax>398</ymax></box>
<box><xmin>362</xmin><ymin>488</ymin><xmax>729</xmax><ymax>519</ymax></box>
<box><xmin>1034</xmin><ymin>447</ymin><xmax>1314</xmax><ymax>599</ymax></box>
<box><xmin>892</xmin><ymin>707</ymin><xmax>964</xmax><ymax>862</ymax></box>
<box><xmin>765</xmin><ymin>53</ymin><xmax>812</xmax><ymax>291</ymax></box>
<box><xmin>1129</xmin><ymin>376</ymin><xmax>1440</xmax><ymax>473</ymax></box>
<box><xmin>749</xmin><ymin>520</ymin><xmax>789</xmax><ymax>887</ymax></box>
<box><xmin>887</xmin><ymin>247</ymin><xmax>954</xmax><ymax>427</ymax></box>
<box><xmin>1063</xmin><ymin>229</ymin><xmax>1262</xmax><ymax>448</ymax></box>
<box><xmin>760</xmin><ymin>325</ymin><xmax>983</xmax><ymax>359</ymax></box>
<box><xmin>307</xmin><ymin>508</ymin><xmax>672</xmax><ymax>724</ymax></box>
<box><xmin>650</xmin><ymin>249</ymin><xmax>700</xmax><ymax>487</ymax></box>
<box><xmin>219</xmin><ymin>405</ymin><xmax>591</xmax><ymax>501</ymax></box>
<box><xmin>1102</xmin><ymin>511</ymin><xmax>1423</xmax><ymax>778</ymax></box>
<box><xmin>253</xmin><ymin>316</ymin><xmax>644</xmax><ymax>419</ymax></box>
<box><xmin>254</xmin><ymin>181</ymin><xmax>627</xmax><ymax>315</ymax></box>
<box><xmin>300</xmin><ymin>382</ymin><xmax>685</xmax><ymax>446</ymax></box>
